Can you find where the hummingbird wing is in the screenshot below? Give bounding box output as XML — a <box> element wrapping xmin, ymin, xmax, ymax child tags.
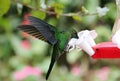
<box><xmin>18</xmin><ymin>25</ymin><xmax>48</xmax><ymax>42</ymax></box>
<box><xmin>18</xmin><ymin>25</ymin><xmax>59</xmax><ymax>80</ymax></box>
<box><xmin>17</xmin><ymin>16</ymin><xmax>61</xmax><ymax>80</ymax></box>
<box><xmin>46</xmin><ymin>43</ymin><xmax>60</xmax><ymax>80</ymax></box>
<box><xmin>27</xmin><ymin>16</ymin><xmax>57</xmax><ymax>45</ymax></box>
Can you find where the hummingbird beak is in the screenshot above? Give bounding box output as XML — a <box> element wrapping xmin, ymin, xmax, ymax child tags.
<box><xmin>65</xmin><ymin>45</ymin><xmax>70</xmax><ymax>52</ymax></box>
<box><xmin>66</xmin><ymin>38</ymin><xmax>77</xmax><ymax>52</ymax></box>
<box><xmin>66</xmin><ymin>44</ymin><xmax>74</xmax><ymax>52</ymax></box>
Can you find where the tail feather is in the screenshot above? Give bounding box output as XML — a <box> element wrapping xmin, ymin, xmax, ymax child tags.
<box><xmin>46</xmin><ymin>44</ymin><xmax>59</xmax><ymax>80</ymax></box>
<box><xmin>46</xmin><ymin>56</ymin><xmax>55</xmax><ymax>80</ymax></box>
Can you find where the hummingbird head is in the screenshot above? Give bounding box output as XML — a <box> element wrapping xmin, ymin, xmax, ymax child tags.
<box><xmin>66</xmin><ymin>29</ymin><xmax>78</xmax><ymax>52</ymax></box>
<box><xmin>71</xmin><ymin>32</ymin><xmax>78</xmax><ymax>38</ymax></box>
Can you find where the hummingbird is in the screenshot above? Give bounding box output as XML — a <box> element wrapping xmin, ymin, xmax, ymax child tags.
<box><xmin>17</xmin><ymin>16</ymin><xmax>77</xmax><ymax>80</ymax></box>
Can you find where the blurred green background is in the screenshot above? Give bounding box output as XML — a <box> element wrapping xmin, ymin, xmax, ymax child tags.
<box><xmin>0</xmin><ymin>0</ymin><xmax>120</xmax><ymax>81</ymax></box>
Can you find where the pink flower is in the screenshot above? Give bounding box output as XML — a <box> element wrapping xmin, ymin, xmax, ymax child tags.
<box><xmin>21</xmin><ymin>32</ymin><xmax>30</xmax><ymax>38</ymax></box>
<box><xmin>21</xmin><ymin>40</ymin><xmax>30</xmax><ymax>50</ymax></box>
<box><xmin>95</xmin><ymin>67</ymin><xmax>110</xmax><ymax>81</ymax></box>
<box><xmin>13</xmin><ymin>72</ymin><xmax>24</xmax><ymax>81</ymax></box>
<box><xmin>20</xmin><ymin>13</ymin><xmax>33</xmax><ymax>38</ymax></box>
<box><xmin>13</xmin><ymin>66</ymin><xmax>42</xmax><ymax>81</ymax></box>
<box><xmin>21</xmin><ymin>13</ymin><xmax>31</xmax><ymax>25</ymax></box>
<box><xmin>71</xmin><ymin>65</ymin><xmax>81</xmax><ymax>76</ymax></box>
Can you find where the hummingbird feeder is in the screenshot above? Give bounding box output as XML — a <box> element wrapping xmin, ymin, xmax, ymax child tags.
<box><xmin>67</xmin><ymin>0</ymin><xmax>120</xmax><ymax>59</ymax></box>
<box><xmin>92</xmin><ymin>0</ymin><xmax>120</xmax><ymax>58</ymax></box>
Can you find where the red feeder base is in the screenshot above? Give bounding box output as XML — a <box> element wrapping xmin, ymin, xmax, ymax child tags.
<box><xmin>92</xmin><ymin>42</ymin><xmax>120</xmax><ymax>59</ymax></box>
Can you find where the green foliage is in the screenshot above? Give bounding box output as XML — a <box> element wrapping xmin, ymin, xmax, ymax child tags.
<box><xmin>50</xmin><ymin>3</ymin><xmax>64</xmax><ymax>18</ymax></box>
<box><xmin>23</xmin><ymin>76</ymin><xmax>39</xmax><ymax>81</ymax></box>
<box><xmin>31</xmin><ymin>10</ymin><xmax>46</xmax><ymax>20</ymax></box>
<box><xmin>67</xmin><ymin>49</ymin><xmax>83</xmax><ymax>64</ymax></box>
<box><xmin>22</xmin><ymin>0</ymin><xmax>31</xmax><ymax>5</ymax></box>
<box><xmin>0</xmin><ymin>0</ymin><xmax>10</xmax><ymax>16</ymax></box>
<box><xmin>95</xmin><ymin>25</ymin><xmax>112</xmax><ymax>43</ymax></box>
<box><xmin>82</xmin><ymin>0</ymin><xmax>99</xmax><ymax>25</ymax></box>
<box><xmin>108</xmin><ymin>68</ymin><xmax>120</xmax><ymax>81</ymax></box>
<box><xmin>72</xmin><ymin>15</ymin><xmax>81</xmax><ymax>22</ymax></box>
<box><xmin>106</xmin><ymin>3</ymin><xmax>117</xmax><ymax>20</ymax></box>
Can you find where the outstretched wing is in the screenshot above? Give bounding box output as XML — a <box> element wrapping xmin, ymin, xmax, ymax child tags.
<box><xmin>18</xmin><ymin>25</ymin><xmax>48</xmax><ymax>42</ymax></box>
<box><xmin>27</xmin><ymin>16</ymin><xmax>57</xmax><ymax>45</ymax></box>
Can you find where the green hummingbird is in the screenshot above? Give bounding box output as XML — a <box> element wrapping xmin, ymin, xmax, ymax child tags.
<box><xmin>17</xmin><ymin>16</ymin><xmax>77</xmax><ymax>80</ymax></box>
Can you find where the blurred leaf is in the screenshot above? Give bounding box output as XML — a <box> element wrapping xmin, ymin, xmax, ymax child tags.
<box><xmin>49</xmin><ymin>66</ymin><xmax>81</xmax><ymax>81</ymax></box>
<box><xmin>23</xmin><ymin>76</ymin><xmax>38</xmax><ymax>81</ymax></box>
<box><xmin>95</xmin><ymin>25</ymin><xmax>111</xmax><ymax>43</ymax></box>
<box><xmin>105</xmin><ymin>3</ymin><xmax>116</xmax><ymax>20</ymax></box>
<box><xmin>0</xmin><ymin>17</ymin><xmax>13</xmax><ymax>38</ymax></box>
<box><xmin>81</xmin><ymin>6</ymin><xmax>89</xmax><ymax>14</ymax></box>
<box><xmin>84</xmin><ymin>0</ymin><xmax>99</xmax><ymax>12</ymax></box>
<box><xmin>0</xmin><ymin>16</ymin><xmax>10</xmax><ymax>29</ymax></box>
<box><xmin>36</xmin><ymin>58</ymin><xmax>50</xmax><ymax>73</ymax></box>
<box><xmin>31</xmin><ymin>0</ymin><xmax>40</xmax><ymax>8</ymax></box>
<box><xmin>67</xmin><ymin>49</ymin><xmax>83</xmax><ymax>64</ymax></box>
<box><xmin>57</xmin><ymin>0</ymin><xmax>73</xmax><ymax>5</ymax></box>
<box><xmin>31</xmin><ymin>39</ymin><xmax>48</xmax><ymax>56</ymax></box>
<box><xmin>107</xmin><ymin>68</ymin><xmax>120</xmax><ymax>81</ymax></box>
<box><xmin>31</xmin><ymin>10</ymin><xmax>46</xmax><ymax>20</ymax></box>
<box><xmin>0</xmin><ymin>66</ymin><xmax>10</xmax><ymax>78</ymax></box>
<box><xmin>9</xmin><ymin>16</ymin><xmax>20</xmax><ymax>29</ymax></box>
<box><xmin>0</xmin><ymin>35</ymin><xmax>10</xmax><ymax>59</ymax></box>
<box><xmin>0</xmin><ymin>0</ymin><xmax>10</xmax><ymax>16</ymax></box>
<box><xmin>51</xmin><ymin>3</ymin><xmax>64</xmax><ymax>18</ymax></box>
<box><xmin>48</xmin><ymin>18</ymin><xmax>57</xmax><ymax>26</ymax></box>
<box><xmin>52</xmin><ymin>3</ymin><xmax>64</xmax><ymax>12</ymax></box>
<box><xmin>10</xmin><ymin>35</ymin><xmax>32</xmax><ymax>58</ymax></box>
<box><xmin>22</xmin><ymin>0</ymin><xmax>31</xmax><ymax>4</ymax></box>
<box><xmin>9</xmin><ymin>56</ymin><xmax>26</xmax><ymax>69</ymax></box>
<box><xmin>82</xmin><ymin>0</ymin><xmax>99</xmax><ymax>25</ymax></box>
<box><xmin>72</xmin><ymin>15</ymin><xmax>81</xmax><ymax>22</ymax></box>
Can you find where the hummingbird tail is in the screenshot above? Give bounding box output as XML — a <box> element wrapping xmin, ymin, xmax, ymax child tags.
<box><xmin>46</xmin><ymin>44</ymin><xmax>59</xmax><ymax>80</ymax></box>
<box><xmin>46</xmin><ymin>58</ymin><xmax>55</xmax><ymax>80</ymax></box>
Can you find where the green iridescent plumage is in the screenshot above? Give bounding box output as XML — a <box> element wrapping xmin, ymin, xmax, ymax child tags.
<box><xmin>17</xmin><ymin>16</ymin><xmax>76</xmax><ymax>80</ymax></box>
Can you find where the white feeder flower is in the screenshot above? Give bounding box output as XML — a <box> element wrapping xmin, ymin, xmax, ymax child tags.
<box><xmin>96</xmin><ymin>7</ymin><xmax>109</xmax><ymax>17</ymax></box>
<box><xmin>76</xmin><ymin>38</ymin><xmax>95</xmax><ymax>56</ymax></box>
<box><xmin>112</xmin><ymin>29</ymin><xmax>120</xmax><ymax>48</ymax></box>
<box><xmin>77</xmin><ymin>30</ymin><xmax>97</xmax><ymax>47</ymax></box>
<box><xmin>76</xmin><ymin>30</ymin><xmax>97</xmax><ymax>56</ymax></box>
<box><xmin>66</xmin><ymin>30</ymin><xmax>97</xmax><ymax>56</ymax></box>
<box><xmin>67</xmin><ymin>38</ymin><xmax>77</xmax><ymax>52</ymax></box>
<box><xmin>89</xmin><ymin>30</ymin><xmax>98</xmax><ymax>39</ymax></box>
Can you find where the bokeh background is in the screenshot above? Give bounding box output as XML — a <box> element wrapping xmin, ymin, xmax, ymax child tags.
<box><xmin>0</xmin><ymin>0</ymin><xmax>120</xmax><ymax>81</ymax></box>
